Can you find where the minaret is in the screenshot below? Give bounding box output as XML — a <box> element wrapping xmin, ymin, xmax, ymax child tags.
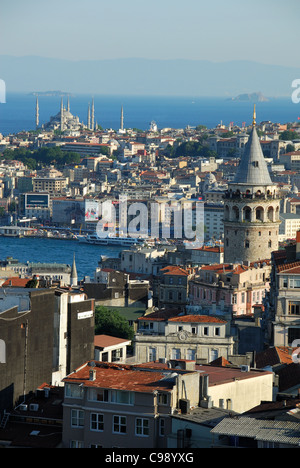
<box><xmin>60</xmin><ymin>98</ymin><xmax>64</xmax><ymax>132</ymax></box>
<box><xmin>35</xmin><ymin>96</ymin><xmax>39</xmax><ymax>129</ymax></box>
<box><xmin>120</xmin><ymin>105</ymin><xmax>124</xmax><ymax>131</ymax></box>
<box><xmin>223</xmin><ymin>106</ymin><xmax>281</xmax><ymax>264</ymax></box>
<box><xmin>87</xmin><ymin>103</ymin><xmax>91</xmax><ymax>130</ymax></box>
<box><xmin>91</xmin><ymin>98</ymin><xmax>95</xmax><ymax>131</ymax></box>
<box><xmin>71</xmin><ymin>253</ymin><xmax>78</xmax><ymax>287</ymax></box>
<box><xmin>67</xmin><ymin>95</ymin><xmax>70</xmax><ymax>112</ymax></box>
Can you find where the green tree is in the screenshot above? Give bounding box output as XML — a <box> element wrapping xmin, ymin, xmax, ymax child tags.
<box><xmin>279</xmin><ymin>130</ymin><xmax>300</xmax><ymax>141</ymax></box>
<box><xmin>286</xmin><ymin>144</ymin><xmax>295</xmax><ymax>153</ymax></box>
<box><xmin>95</xmin><ymin>306</ymin><xmax>134</xmax><ymax>341</ymax></box>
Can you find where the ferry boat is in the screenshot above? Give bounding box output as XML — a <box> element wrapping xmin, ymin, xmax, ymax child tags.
<box><xmin>77</xmin><ymin>233</ymin><xmax>146</xmax><ymax>246</ymax></box>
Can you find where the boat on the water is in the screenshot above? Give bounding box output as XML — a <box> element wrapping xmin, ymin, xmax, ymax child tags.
<box><xmin>77</xmin><ymin>233</ymin><xmax>146</xmax><ymax>246</ymax></box>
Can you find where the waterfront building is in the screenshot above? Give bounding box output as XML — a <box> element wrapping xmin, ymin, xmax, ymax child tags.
<box><xmin>223</xmin><ymin>108</ymin><xmax>281</xmax><ymax>263</ymax></box>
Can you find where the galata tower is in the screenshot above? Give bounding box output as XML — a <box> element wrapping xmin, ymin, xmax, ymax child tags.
<box><xmin>223</xmin><ymin>106</ymin><xmax>280</xmax><ymax>264</ymax></box>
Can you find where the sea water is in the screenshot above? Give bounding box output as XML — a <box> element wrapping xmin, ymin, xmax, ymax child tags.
<box><xmin>0</xmin><ymin>93</ymin><xmax>299</xmax><ymax>136</ymax></box>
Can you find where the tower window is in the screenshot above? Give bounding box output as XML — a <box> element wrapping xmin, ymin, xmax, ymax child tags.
<box><xmin>253</xmin><ymin>161</ymin><xmax>259</xmax><ymax>167</ymax></box>
<box><xmin>245</xmin><ymin>240</ymin><xmax>250</xmax><ymax>248</ymax></box>
<box><xmin>268</xmin><ymin>240</ymin><xmax>272</xmax><ymax>248</ymax></box>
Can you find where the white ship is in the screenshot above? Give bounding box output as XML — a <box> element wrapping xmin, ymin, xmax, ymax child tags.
<box><xmin>77</xmin><ymin>233</ymin><xmax>146</xmax><ymax>246</ymax></box>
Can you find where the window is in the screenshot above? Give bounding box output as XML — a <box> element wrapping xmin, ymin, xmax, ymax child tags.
<box><xmin>70</xmin><ymin>440</ymin><xmax>84</xmax><ymax>448</ymax></box>
<box><xmin>241</xmin><ymin>292</ymin><xmax>245</xmax><ymax>303</ymax></box>
<box><xmin>172</xmin><ymin>348</ymin><xmax>181</xmax><ymax>359</ymax></box>
<box><xmin>187</xmin><ymin>348</ymin><xmax>196</xmax><ymax>360</ymax></box>
<box><xmin>159</xmin><ymin>418</ymin><xmax>165</xmax><ymax>437</ymax></box>
<box><xmin>289</xmin><ymin>302</ymin><xmax>300</xmax><ymax>315</ymax></box>
<box><xmin>203</xmin><ymin>327</ymin><xmax>209</xmax><ymax>336</ymax></box>
<box><xmin>191</xmin><ymin>327</ymin><xmax>197</xmax><ymax>335</ymax></box>
<box><xmin>90</xmin><ymin>413</ymin><xmax>104</xmax><ymax>432</ymax></box>
<box><xmin>135</xmin><ymin>418</ymin><xmax>149</xmax><ymax>437</ymax></box>
<box><xmin>111</xmin><ymin>390</ymin><xmax>134</xmax><ymax>405</ymax></box>
<box><xmin>97</xmin><ymin>389</ymin><xmax>109</xmax><ymax>402</ymax></box>
<box><xmin>290</xmin><ymin>278</ymin><xmax>300</xmax><ymax>288</ymax></box>
<box><xmin>113</xmin><ymin>415</ymin><xmax>127</xmax><ymax>434</ymax></box>
<box><xmin>158</xmin><ymin>393</ymin><xmax>168</xmax><ymax>405</ymax></box>
<box><xmin>71</xmin><ymin>409</ymin><xmax>84</xmax><ymax>428</ymax></box>
<box><xmin>215</xmin><ymin>327</ymin><xmax>220</xmax><ymax>336</ymax></box>
<box><xmin>112</xmin><ymin>348</ymin><xmax>123</xmax><ymax>362</ymax></box>
<box><xmin>149</xmin><ymin>347</ymin><xmax>156</xmax><ymax>361</ymax></box>
<box><xmin>65</xmin><ymin>384</ymin><xmax>84</xmax><ymax>399</ymax></box>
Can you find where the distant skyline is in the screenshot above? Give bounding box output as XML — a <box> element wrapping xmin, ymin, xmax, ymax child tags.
<box><xmin>1</xmin><ymin>0</ymin><xmax>299</xmax><ymax>67</ymax></box>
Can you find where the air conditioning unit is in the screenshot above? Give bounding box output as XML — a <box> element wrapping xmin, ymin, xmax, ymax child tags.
<box><xmin>29</xmin><ymin>403</ymin><xmax>39</xmax><ymax>411</ymax></box>
<box><xmin>241</xmin><ymin>365</ymin><xmax>250</xmax><ymax>372</ymax></box>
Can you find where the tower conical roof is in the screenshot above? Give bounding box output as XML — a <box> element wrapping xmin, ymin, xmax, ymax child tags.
<box><xmin>71</xmin><ymin>253</ymin><xmax>77</xmax><ymax>280</ymax></box>
<box><xmin>233</xmin><ymin>113</ymin><xmax>273</xmax><ymax>186</ymax></box>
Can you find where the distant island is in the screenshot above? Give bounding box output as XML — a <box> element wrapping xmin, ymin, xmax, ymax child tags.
<box><xmin>29</xmin><ymin>91</ymin><xmax>72</xmax><ymax>97</ymax></box>
<box><xmin>227</xmin><ymin>92</ymin><xmax>269</xmax><ymax>102</ymax></box>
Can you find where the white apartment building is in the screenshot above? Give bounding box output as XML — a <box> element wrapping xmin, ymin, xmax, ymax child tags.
<box><xmin>279</xmin><ymin>213</ymin><xmax>300</xmax><ymax>241</ymax></box>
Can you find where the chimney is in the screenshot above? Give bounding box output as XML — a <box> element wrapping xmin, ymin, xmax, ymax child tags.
<box><xmin>89</xmin><ymin>368</ymin><xmax>96</xmax><ymax>381</ymax></box>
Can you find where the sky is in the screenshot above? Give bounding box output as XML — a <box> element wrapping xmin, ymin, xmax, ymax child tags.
<box><xmin>1</xmin><ymin>0</ymin><xmax>299</xmax><ymax>67</ymax></box>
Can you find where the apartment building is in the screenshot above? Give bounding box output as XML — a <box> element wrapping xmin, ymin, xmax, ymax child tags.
<box><xmin>33</xmin><ymin>176</ymin><xmax>68</xmax><ymax>194</ymax></box>
<box><xmin>158</xmin><ymin>265</ymin><xmax>195</xmax><ymax>310</ymax></box>
<box><xmin>134</xmin><ymin>312</ymin><xmax>235</xmax><ymax>363</ymax></box>
<box><xmin>62</xmin><ymin>360</ymin><xmax>200</xmax><ymax>448</ymax></box>
<box><xmin>189</xmin><ymin>260</ymin><xmax>271</xmax><ymax>316</ymax></box>
<box><xmin>266</xmin><ymin>232</ymin><xmax>300</xmax><ymax>347</ymax></box>
<box><xmin>279</xmin><ymin>213</ymin><xmax>300</xmax><ymax>241</ymax></box>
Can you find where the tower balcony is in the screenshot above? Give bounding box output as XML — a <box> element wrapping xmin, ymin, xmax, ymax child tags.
<box><xmin>223</xmin><ymin>191</ymin><xmax>280</xmax><ymax>202</ymax></box>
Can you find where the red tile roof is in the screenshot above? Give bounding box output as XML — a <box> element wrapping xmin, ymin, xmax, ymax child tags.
<box><xmin>94</xmin><ymin>334</ymin><xmax>131</xmax><ymax>349</ymax></box>
<box><xmin>1</xmin><ymin>277</ymin><xmax>32</xmax><ymax>287</ymax></box>
<box><xmin>195</xmin><ymin>364</ymin><xmax>273</xmax><ymax>386</ymax></box>
<box><xmin>63</xmin><ymin>361</ymin><xmax>180</xmax><ymax>393</ymax></box>
<box><xmin>168</xmin><ymin>314</ymin><xmax>227</xmax><ymax>324</ymax></box>
<box><xmin>255</xmin><ymin>346</ymin><xmax>294</xmax><ymax>369</ymax></box>
<box><xmin>160</xmin><ymin>265</ymin><xmax>192</xmax><ymax>276</ymax></box>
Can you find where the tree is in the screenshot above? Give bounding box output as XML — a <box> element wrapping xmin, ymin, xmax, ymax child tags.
<box><xmin>95</xmin><ymin>306</ymin><xmax>134</xmax><ymax>341</ymax></box>
<box><xmin>286</xmin><ymin>144</ymin><xmax>295</xmax><ymax>153</ymax></box>
<box><xmin>279</xmin><ymin>130</ymin><xmax>300</xmax><ymax>141</ymax></box>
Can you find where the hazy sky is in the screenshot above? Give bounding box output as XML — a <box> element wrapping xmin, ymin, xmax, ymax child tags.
<box><xmin>1</xmin><ymin>0</ymin><xmax>299</xmax><ymax>66</ymax></box>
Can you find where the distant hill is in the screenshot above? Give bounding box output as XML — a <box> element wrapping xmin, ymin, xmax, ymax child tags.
<box><xmin>29</xmin><ymin>90</ymin><xmax>71</xmax><ymax>97</ymax></box>
<box><xmin>228</xmin><ymin>92</ymin><xmax>269</xmax><ymax>102</ymax></box>
<box><xmin>1</xmin><ymin>55</ymin><xmax>299</xmax><ymax>97</ymax></box>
